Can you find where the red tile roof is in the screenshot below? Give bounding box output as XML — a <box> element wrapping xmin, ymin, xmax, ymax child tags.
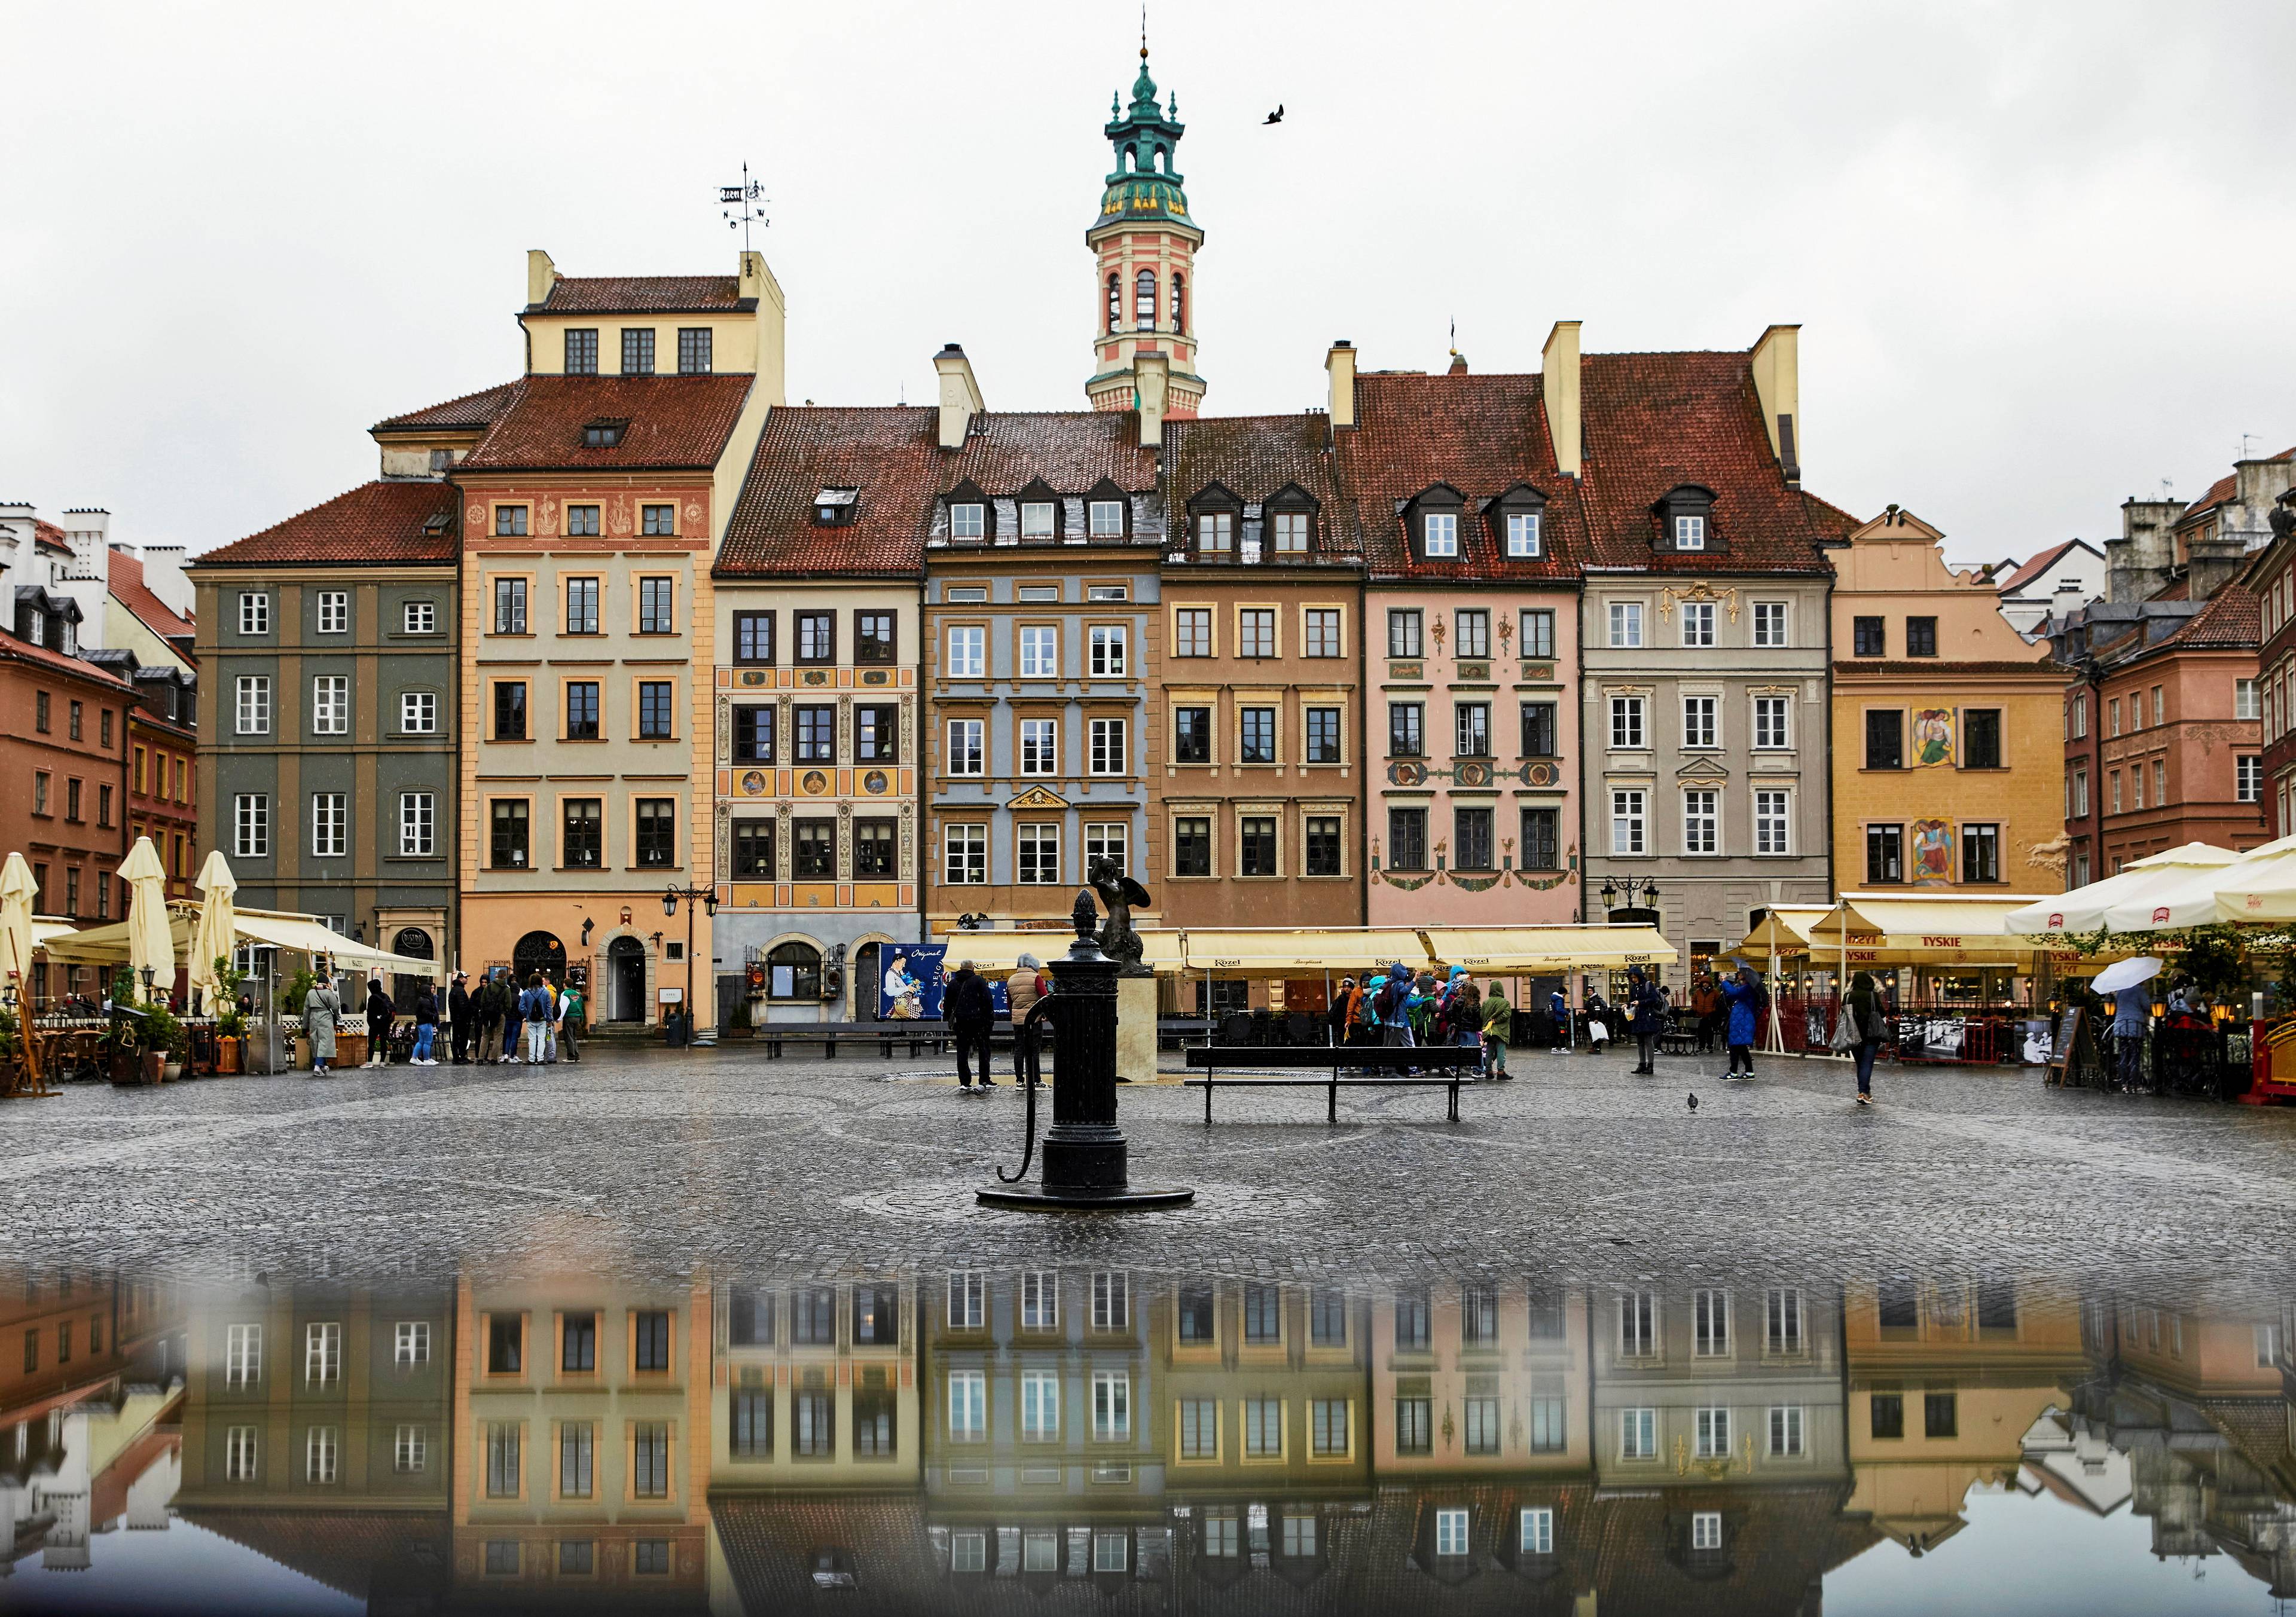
<box><xmin>1163</xmin><ymin>411</ymin><xmax>1362</xmax><ymax>559</ymax></box>
<box><xmin>2176</xmin><ymin>450</ymin><xmax>2294</xmax><ymax>527</ymax></box>
<box><xmin>717</xmin><ymin>407</ymin><xmax>1159</xmax><ymax>578</ymax></box>
<box><xmin>1995</xmin><ymin>537</ymin><xmax>2087</xmax><ymax>595</ymax></box>
<box><xmin>0</xmin><ymin>631</ymin><xmax>133</xmax><ymax>688</ymax></box>
<box><xmin>193</xmin><ymin>479</ymin><xmax>458</xmax><ymax>567</ymax></box>
<box><xmin>456</xmin><ymin>374</ymin><xmax>755</xmax><ymax>473</ymax></box>
<box><xmin>533</xmin><ymin>274</ymin><xmax>745</xmax><ymax>314</ymax></box>
<box><xmin>1578</xmin><ymin>350</ymin><xmax>1834</xmax><ymax>573</ymax></box>
<box><xmin>371</xmin><ymin>380</ymin><xmax>523</xmax><ymax>434</ymax></box>
<box><xmin>106</xmin><ymin>549</ymin><xmax>195</xmax><ymax>641</ymax></box>
<box><xmin>2160</xmin><ymin>581</ymin><xmax>2258</xmax><ymax>649</ymax></box>
<box><xmin>32</xmin><ymin>519</ymin><xmax>71</xmax><ymax>556</ymax></box>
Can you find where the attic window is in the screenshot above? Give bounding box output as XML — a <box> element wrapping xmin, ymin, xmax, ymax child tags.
<box><xmin>582</xmin><ymin>420</ymin><xmax>626</xmax><ymax>448</ymax></box>
<box><xmin>1021</xmin><ymin>502</ymin><xmax>1056</xmax><ymax>540</ymax></box>
<box><xmin>949</xmin><ymin>503</ymin><xmax>984</xmax><ymax>540</ymax></box>
<box><xmin>1653</xmin><ymin>486</ymin><xmax>1720</xmax><ymax>554</ymax></box>
<box><xmin>1424</xmin><ymin>513</ymin><xmax>1458</xmax><ymax>557</ymax></box>
<box><xmin>814</xmin><ymin>487</ymin><xmax>858</xmax><ymax>527</ymax></box>
<box><xmin>1675</xmin><ymin>515</ymin><xmax>1706</xmax><ymax>551</ymax></box>
<box><xmin>422</xmin><ymin>512</ymin><xmax>452</xmax><ymax>536</ymax></box>
<box><xmin>1485</xmin><ymin>485</ymin><xmax>1547</xmax><ymax>558</ymax></box>
<box><xmin>1405</xmin><ymin>485</ymin><xmax>1468</xmax><ymax>562</ymax></box>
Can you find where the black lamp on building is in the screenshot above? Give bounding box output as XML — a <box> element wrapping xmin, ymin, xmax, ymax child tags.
<box><xmin>1599</xmin><ymin>876</ymin><xmax>1661</xmax><ymax>916</ymax></box>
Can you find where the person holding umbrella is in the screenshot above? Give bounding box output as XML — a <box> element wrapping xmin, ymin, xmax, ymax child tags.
<box><xmin>2092</xmin><ymin>955</ymin><xmax>2163</xmax><ymax>1093</ymax></box>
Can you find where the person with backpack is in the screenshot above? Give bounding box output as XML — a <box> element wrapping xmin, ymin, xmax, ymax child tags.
<box><xmin>1377</xmin><ymin>970</ymin><xmax>1413</xmax><ymax>1049</ymax></box>
<box><xmin>500</xmin><ymin>970</ymin><xmax>524</xmax><ymax>1064</ymax></box>
<box><xmin>944</xmin><ymin>960</ymin><xmax>997</xmax><ymax>1091</ymax></box>
<box><xmin>363</xmin><ymin>975</ymin><xmax>394</xmax><ymax>1068</ymax></box>
<box><xmin>1846</xmin><ymin>970</ymin><xmax>1886</xmax><ymax>1106</ymax></box>
<box><xmin>518</xmin><ymin>973</ymin><xmax>554</xmax><ymax>1065</ymax></box>
<box><xmin>1548</xmin><ymin>986</ymin><xmax>1570</xmax><ymax>1050</ymax></box>
<box><xmin>557</xmin><ymin>979</ymin><xmax>583</xmax><ymax>1063</ymax></box>
<box><xmin>1481</xmin><ymin>984</ymin><xmax>1512</xmax><ymax>1080</ymax></box>
<box><xmin>474</xmin><ymin>971</ymin><xmax>504</xmax><ymax>1063</ymax></box>
<box><xmin>1624</xmin><ymin>966</ymin><xmax>1665</xmax><ymax>1075</ymax></box>
<box><xmin>1720</xmin><ymin>965</ymin><xmax>1765</xmax><ymax>1081</ymax></box>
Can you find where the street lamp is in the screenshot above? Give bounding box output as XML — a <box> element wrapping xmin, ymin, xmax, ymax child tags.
<box><xmin>662</xmin><ymin>884</ymin><xmax>718</xmax><ymax>1049</ymax></box>
<box><xmin>138</xmin><ymin>964</ymin><xmax>157</xmax><ymax>1004</ymax></box>
<box><xmin>1599</xmin><ymin>876</ymin><xmax>1661</xmax><ymax>915</ymax></box>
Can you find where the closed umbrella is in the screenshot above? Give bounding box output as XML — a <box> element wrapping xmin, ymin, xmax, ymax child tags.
<box><xmin>0</xmin><ymin>851</ymin><xmax>36</xmax><ymax>994</ymax></box>
<box><xmin>119</xmin><ymin>836</ymin><xmax>173</xmax><ymax>1000</ymax></box>
<box><xmin>188</xmin><ymin>850</ymin><xmax>239</xmax><ymax>1011</ymax></box>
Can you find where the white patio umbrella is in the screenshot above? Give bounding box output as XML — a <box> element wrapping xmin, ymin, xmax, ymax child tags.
<box><xmin>2004</xmin><ymin>842</ymin><xmax>2242</xmax><ymax>937</ymax></box>
<box><xmin>0</xmin><ymin>851</ymin><xmax>37</xmax><ymax>995</ymax></box>
<box><xmin>118</xmin><ymin>836</ymin><xmax>173</xmax><ymax>1000</ymax></box>
<box><xmin>2090</xmin><ymin>956</ymin><xmax>2164</xmax><ymax>995</ymax></box>
<box><xmin>187</xmin><ymin>849</ymin><xmax>238</xmax><ymax>1011</ymax></box>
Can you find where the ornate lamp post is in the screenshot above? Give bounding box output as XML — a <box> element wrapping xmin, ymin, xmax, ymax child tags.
<box><xmin>661</xmin><ymin>884</ymin><xmax>717</xmax><ymax>1048</ymax></box>
<box><xmin>979</xmin><ymin>879</ymin><xmax>1191</xmax><ymax>1210</ymax></box>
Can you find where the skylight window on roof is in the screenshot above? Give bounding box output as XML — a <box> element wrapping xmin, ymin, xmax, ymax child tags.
<box><xmin>814</xmin><ymin>488</ymin><xmax>858</xmax><ymax>527</ymax></box>
<box><xmin>582</xmin><ymin>420</ymin><xmax>626</xmax><ymax>448</ymax></box>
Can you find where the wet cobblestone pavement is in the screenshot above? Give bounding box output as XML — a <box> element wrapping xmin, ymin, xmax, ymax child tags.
<box><xmin>8</xmin><ymin>1044</ymin><xmax>2294</xmax><ymax>1296</ymax></box>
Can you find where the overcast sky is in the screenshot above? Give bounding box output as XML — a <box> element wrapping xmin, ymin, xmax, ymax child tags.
<box><xmin>5</xmin><ymin>0</ymin><xmax>2292</xmax><ymax>564</ymax></box>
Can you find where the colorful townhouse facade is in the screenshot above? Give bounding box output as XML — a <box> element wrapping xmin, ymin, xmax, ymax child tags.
<box><xmin>1830</xmin><ymin>506</ymin><xmax>2068</xmax><ymax>893</ymax></box>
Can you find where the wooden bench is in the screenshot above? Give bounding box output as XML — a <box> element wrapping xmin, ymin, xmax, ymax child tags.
<box><xmin>1183</xmin><ymin>1044</ymin><xmax>1483</xmax><ymax>1124</ymax></box>
<box><xmin>755</xmin><ymin>1022</ymin><xmax>952</xmax><ymax>1060</ymax></box>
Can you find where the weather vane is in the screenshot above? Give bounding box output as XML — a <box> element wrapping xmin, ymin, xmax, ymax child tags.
<box><xmin>719</xmin><ymin>162</ymin><xmax>770</xmax><ymax>252</ymax></box>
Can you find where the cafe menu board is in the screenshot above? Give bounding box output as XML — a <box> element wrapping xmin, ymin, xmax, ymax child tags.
<box><xmin>2045</xmin><ymin>1007</ymin><xmax>2084</xmax><ymax>1087</ymax></box>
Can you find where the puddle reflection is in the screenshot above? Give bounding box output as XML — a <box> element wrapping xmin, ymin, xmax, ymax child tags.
<box><xmin>4</xmin><ymin>1265</ymin><xmax>2292</xmax><ymax>1612</ymax></box>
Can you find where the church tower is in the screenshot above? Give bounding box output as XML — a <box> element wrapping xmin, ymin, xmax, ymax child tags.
<box><xmin>1085</xmin><ymin>43</ymin><xmax>1205</xmax><ymax>418</ymax></box>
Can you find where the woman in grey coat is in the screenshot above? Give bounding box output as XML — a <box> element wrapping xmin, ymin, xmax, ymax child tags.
<box><xmin>306</xmin><ymin>965</ymin><xmax>343</xmax><ymax>1077</ymax></box>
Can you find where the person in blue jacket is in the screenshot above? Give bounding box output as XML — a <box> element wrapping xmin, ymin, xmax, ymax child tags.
<box><xmin>1720</xmin><ymin>966</ymin><xmax>1764</xmax><ymax>1081</ymax></box>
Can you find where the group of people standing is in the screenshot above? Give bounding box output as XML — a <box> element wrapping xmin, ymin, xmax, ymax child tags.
<box><xmin>299</xmin><ymin>963</ymin><xmax>582</xmax><ymax>1077</ymax></box>
<box><xmin>943</xmin><ymin>956</ymin><xmax>1051</xmax><ymax>1093</ymax></box>
<box><xmin>1327</xmin><ymin>965</ymin><xmax>1515</xmax><ymax>1080</ymax></box>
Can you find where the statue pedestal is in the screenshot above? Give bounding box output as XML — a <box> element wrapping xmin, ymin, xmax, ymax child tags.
<box><xmin>1116</xmin><ymin>974</ymin><xmax>1157</xmax><ymax>1085</ymax></box>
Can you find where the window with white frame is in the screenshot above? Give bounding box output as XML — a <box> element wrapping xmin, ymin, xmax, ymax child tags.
<box><xmin>238</xmin><ymin>592</ymin><xmax>270</xmax><ymax>635</ymax></box>
<box><xmin>1681</xmin><ymin>601</ymin><xmax>1717</xmax><ymax>647</ymax></box>
<box><xmin>311</xmin><ymin>793</ymin><xmax>347</xmax><ymax>858</ymax></box>
<box><xmin>1434</xmin><ymin>1508</ymin><xmax>1470</xmax><ymax>1557</ymax></box>
<box><xmin>946</xmin><ymin>719</ymin><xmax>984</xmax><ymax>775</ymax></box>
<box><xmin>1684</xmin><ymin>789</ymin><xmax>1718</xmax><ymax>855</ymax></box>
<box><xmin>1753</xmin><ymin>601</ymin><xmax>1788</xmax><ymax>646</ymax></box>
<box><xmin>1017</xmin><ymin>823</ymin><xmax>1061</xmax><ymax>885</ymax></box>
<box><xmin>948</xmin><ymin>1371</ymin><xmax>987</xmax><ymax>1439</ymax></box>
<box><xmin>1021</xmin><ymin>1370</ymin><xmax>1060</xmax><ymax>1439</ymax></box>
<box><xmin>399</xmin><ymin>792</ymin><xmax>435</xmax><ymax>858</ymax></box>
<box><xmin>1621</xmin><ymin>1407</ymin><xmax>1657</xmax><ymax>1459</ymax></box>
<box><xmin>1692</xmin><ymin>1512</ymin><xmax>1723</xmax><ymax>1551</ymax></box>
<box><xmin>1611</xmin><ymin>790</ymin><xmax>1647</xmax><ymax>856</ymax></box>
<box><xmin>2239</xmin><ymin>756</ymin><xmax>2262</xmax><ymax>802</ymax></box>
<box><xmin>307</xmin><ymin>1425</ymin><xmax>339</xmax><ymax>1483</ymax></box>
<box><xmin>952</xmin><ymin>1532</ymin><xmax>988</xmax><ymax>1573</ymax></box>
<box><xmin>227</xmin><ymin>1323</ymin><xmax>262</xmax><ymax>1387</ymax></box>
<box><xmin>949</xmin><ymin>502</ymin><xmax>985</xmax><ymax>540</ymax></box>
<box><xmin>1086</xmin><ymin>583</ymin><xmax>1128</xmax><ymax>602</ymax></box>
<box><xmin>233</xmin><ymin>794</ymin><xmax>270</xmax><ymax>858</ymax></box>
<box><xmin>312</xmin><ymin>675</ymin><xmax>349</xmax><ymax>735</ymax></box>
<box><xmin>317</xmin><ymin>591</ymin><xmax>348</xmax><ymax>634</ymax></box>
<box><xmin>1755</xmin><ymin>789</ymin><xmax>1791</xmax><ymax>854</ymax></box>
<box><xmin>1090</xmin><ymin>624</ymin><xmax>1128</xmax><ymax>675</ymax></box>
<box><xmin>1020</xmin><ymin>1271</ymin><xmax>1058</xmax><ymax>1329</ymax></box>
<box><xmin>1754</xmin><ymin>695</ymin><xmax>1790</xmax><ymax>750</ymax></box>
<box><xmin>1693</xmin><ymin>1289</ymin><xmax>1730</xmax><ymax>1356</ymax></box>
<box><xmin>1092</xmin><ymin>1271</ymin><xmax>1128</xmax><ymax>1329</ymax></box>
<box><xmin>1019</xmin><ymin>719</ymin><xmax>1058</xmax><ymax>776</ymax></box>
<box><xmin>1520</xmin><ymin>1508</ymin><xmax>1555</xmax><ymax>1555</ymax></box>
<box><xmin>1092</xmin><ymin>1371</ymin><xmax>1131</xmax><ymax>1440</ymax></box>
<box><xmin>1765</xmin><ymin>1288</ymin><xmax>1803</xmax><ymax>1353</ymax></box>
<box><xmin>947</xmin><ymin>625</ymin><xmax>985</xmax><ymax>678</ymax></box>
<box><xmin>1086</xmin><ymin>821</ymin><xmax>1128</xmax><ymax>873</ymax></box>
<box><xmin>1020</xmin><ymin>501</ymin><xmax>1055</xmax><ymax>540</ymax></box>
<box><xmin>943</xmin><ymin>824</ymin><xmax>986</xmax><ymax>884</ymax></box>
<box><xmin>1683</xmin><ymin>695</ymin><xmax>1717</xmax><ymax>750</ymax></box>
<box><xmin>947</xmin><ymin>1270</ymin><xmax>985</xmax><ymax>1328</ymax></box>
<box><xmin>1090</xmin><ymin>718</ymin><xmax>1127</xmax><ymax>775</ymax></box>
<box><xmin>1621</xmin><ymin>1291</ymin><xmax>1657</xmax><ymax>1355</ymax></box>
<box><xmin>395</xmin><ymin>1321</ymin><xmax>430</xmax><ymax>1364</ymax></box>
<box><xmin>399</xmin><ymin>690</ymin><xmax>437</xmax><ymax>734</ymax></box>
<box><xmin>1507</xmin><ymin>511</ymin><xmax>1542</xmax><ymax>557</ymax></box>
<box><xmin>306</xmin><ymin>1322</ymin><xmax>341</xmax><ymax>1385</ymax></box>
<box><xmin>235</xmin><ymin>675</ymin><xmax>271</xmax><ymax>735</ymax></box>
<box><xmin>1520</xmin><ymin>607</ymin><xmax>1555</xmax><ymax>658</ymax></box>
<box><xmin>1610</xmin><ymin>696</ymin><xmax>1645</xmax><ymax>749</ymax></box>
<box><xmin>1089</xmin><ymin>499</ymin><xmax>1125</xmax><ymax>537</ymax></box>
<box><xmin>403</xmin><ymin>600</ymin><xmax>436</xmax><ymax>634</ymax></box>
<box><xmin>1694</xmin><ymin>1405</ymin><xmax>1731</xmax><ymax>1457</ymax></box>
<box><xmin>2237</xmin><ymin>678</ymin><xmax>2260</xmax><ymax>720</ymax></box>
<box><xmin>394</xmin><ymin>1423</ymin><xmax>427</xmax><ymax>1472</ymax></box>
<box><xmin>1018</xmin><ymin>624</ymin><xmax>1058</xmax><ymax>677</ymax></box>
<box><xmin>1675</xmin><ymin>515</ymin><xmax>1707</xmax><ymax>550</ymax></box>
<box><xmin>1608</xmin><ymin>601</ymin><xmax>1643</xmax><ymax>647</ymax></box>
<box><xmin>1769</xmin><ymin>1405</ymin><xmax>1805</xmax><ymax>1456</ymax></box>
<box><xmin>1423</xmin><ymin>512</ymin><xmax>1459</xmax><ymax>557</ymax></box>
<box><xmin>227</xmin><ymin>1425</ymin><xmax>258</xmax><ymax>1481</ymax></box>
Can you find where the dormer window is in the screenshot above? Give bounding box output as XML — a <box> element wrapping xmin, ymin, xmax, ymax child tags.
<box><xmin>1403</xmin><ymin>485</ymin><xmax>1468</xmax><ymax>563</ymax></box>
<box><xmin>1424</xmin><ymin>513</ymin><xmax>1458</xmax><ymax>557</ymax></box>
<box><xmin>813</xmin><ymin>487</ymin><xmax>857</xmax><ymax>527</ymax></box>
<box><xmin>1483</xmin><ymin>484</ymin><xmax>1547</xmax><ymax>558</ymax></box>
<box><xmin>1510</xmin><ymin>512</ymin><xmax>1542</xmax><ymax>555</ymax></box>
<box><xmin>1198</xmin><ymin>512</ymin><xmax>1233</xmax><ymax>555</ymax></box>
<box><xmin>950</xmin><ymin>503</ymin><xmax>984</xmax><ymax>540</ymax></box>
<box><xmin>1264</xmin><ymin>484</ymin><xmax>1320</xmax><ymax>556</ymax></box>
<box><xmin>1653</xmin><ymin>486</ymin><xmax>1720</xmax><ymax>554</ymax></box>
<box><xmin>1021</xmin><ymin>503</ymin><xmax>1055</xmax><ymax>539</ymax></box>
<box><xmin>582</xmin><ymin>420</ymin><xmax>625</xmax><ymax>448</ymax></box>
<box><xmin>1086</xmin><ymin>478</ymin><xmax>1130</xmax><ymax>540</ymax></box>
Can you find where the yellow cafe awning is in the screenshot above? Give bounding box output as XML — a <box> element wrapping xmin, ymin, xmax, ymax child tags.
<box><xmin>1421</xmin><ymin>925</ymin><xmax>1676</xmax><ymax>971</ymax></box>
<box><xmin>1730</xmin><ymin>906</ymin><xmax>1832</xmax><ymax>962</ymax></box>
<box><xmin>1178</xmin><ymin>929</ymin><xmax>1431</xmax><ymax>974</ymax></box>
<box><xmin>927</xmin><ymin>930</ymin><xmax>1187</xmax><ymax>976</ymax></box>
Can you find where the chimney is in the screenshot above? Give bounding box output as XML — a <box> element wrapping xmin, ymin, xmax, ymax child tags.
<box><xmin>1135</xmin><ymin>351</ymin><xmax>1170</xmax><ymax>450</ymax></box>
<box><xmin>1541</xmin><ymin>321</ymin><xmax>1581</xmax><ymax>478</ymax></box>
<box><xmin>1448</xmin><ymin>353</ymin><xmax>1468</xmax><ymax>377</ymax></box>
<box><xmin>2187</xmin><ymin>533</ymin><xmax>2249</xmax><ymax>603</ymax></box>
<box><xmin>1324</xmin><ymin>340</ymin><xmax>1356</xmax><ymax>429</ymax></box>
<box><xmin>2109</xmin><ymin>495</ymin><xmax>2185</xmax><ymax>604</ymax></box>
<box><xmin>1750</xmin><ymin>324</ymin><xmax>1802</xmax><ymax>486</ymax></box>
<box><xmin>934</xmin><ymin>344</ymin><xmax>984</xmax><ymax>450</ymax></box>
<box><xmin>740</xmin><ymin>249</ymin><xmax>788</xmax><ymax>408</ymax></box>
<box><xmin>526</xmin><ymin>249</ymin><xmax>558</xmax><ymax>308</ymax></box>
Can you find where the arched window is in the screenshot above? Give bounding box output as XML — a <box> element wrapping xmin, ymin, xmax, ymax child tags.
<box><xmin>1135</xmin><ymin>270</ymin><xmax>1156</xmax><ymax>332</ymax></box>
<box><xmin>390</xmin><ymin>927</ymin><xmax>435</xmax><ymax>1011</ymax></box>
<box><xmin>768</xmin><ymin>941</ymin><xmax>822</xmax><ymax>1001</ymax></box>
<box><xmin>1107</xmin><ymin>273</ymin><xmax>1121</xmax><ymax>335</ymax></box>
<box><xmin>1171</xmin><ymin>273</ymin><xmax>1186</xmax><ymax>335</ymax></box>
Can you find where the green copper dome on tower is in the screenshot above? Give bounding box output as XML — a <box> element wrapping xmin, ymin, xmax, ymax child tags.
<box><xmin>1092</xmin><ymin>44</ymin><xmax>1192</xmax><ymax>233</ymax></box>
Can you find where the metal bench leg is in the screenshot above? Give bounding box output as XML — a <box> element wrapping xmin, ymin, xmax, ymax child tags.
<box><xmin>1330</xmin><ymin>1066</ymin><xmax>1339</xmax><ymax>1124</ymax></box>
<box><xmin>1205</xmin><ymin>1073</ymin><xmax>1214</xmax><ymax>1126</ymax></box>
<box><xmin>1449</xmin><ymin>1078</ymin><xmax>1459</xmax><ymax>1122</ymax></box>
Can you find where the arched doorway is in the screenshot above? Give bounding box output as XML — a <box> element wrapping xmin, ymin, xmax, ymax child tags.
<box><xmin>513</xmin><ymin>930</ymin><xmax>566</xmax><ymax>986</ymax></box>
<box><xmin>854</xmin><ymin>942</ymin><xmax>883</xmax><ymax>1021</ymax></box>
<box><xmin>607</xmin><ymin>936</ymin><xmax>647</xmax><ymax>1023</ymax></box>
<box><xmin>390</xmin><ymin>927</ymin><xmax>435</xmax><ymax>1010</ymax></box>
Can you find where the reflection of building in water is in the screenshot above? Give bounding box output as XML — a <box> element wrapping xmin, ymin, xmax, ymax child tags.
<box><xmin>174</xmin><ymin>1277</ymin><xmax>450</xmax><ymax>1605</ymax></box>
<box><xmin>1</xmin><ymin>1268</ymin><xmax>184</xmax><ymax>1577</ymax></box>
<box><xmin>1843</xmin><ymin>1276</ymin><xmax>2087</xmax><ymax>1556</ymax></box>
<box><xmin>453</xmin><ymin>1273</ymin><xmax>711</xmax><ymax>1609</ymax></box>
<box><xmin>2067</xmin><ymin>1293</ymin><xmax>2296</xmax><ymax>1597</ymax></box>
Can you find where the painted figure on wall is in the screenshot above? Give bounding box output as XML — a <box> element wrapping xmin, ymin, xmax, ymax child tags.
<box><xmin>1912</xmin><ymin>818</ymin><xmax>1954</xmax><ymax>885</ymax></box>
<box><xmin>1913</xmin><ymin>708</ymin><xmax>1954</xmax><ymax>768</ymax></box>
<box><xmin>881</xmin><ymin>952</ymin><xmax>926</xmax><ymax>1019</ymax></box>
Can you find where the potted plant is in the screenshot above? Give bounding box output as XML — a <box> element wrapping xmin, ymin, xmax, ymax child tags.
<box><xmin>144</xmin><ymin>1002</ymin><xmax>188</xmax><ymax>1083</ymax></box>
<box><xmin>214</xmin><ymin>1004</ymin><xmax>246</xmax><ymax>1074</ymax></box>
<box><xmin>726</xmin><ymin>997</ymin><xmax>755</xmax><ymax>1039</ymax></box>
